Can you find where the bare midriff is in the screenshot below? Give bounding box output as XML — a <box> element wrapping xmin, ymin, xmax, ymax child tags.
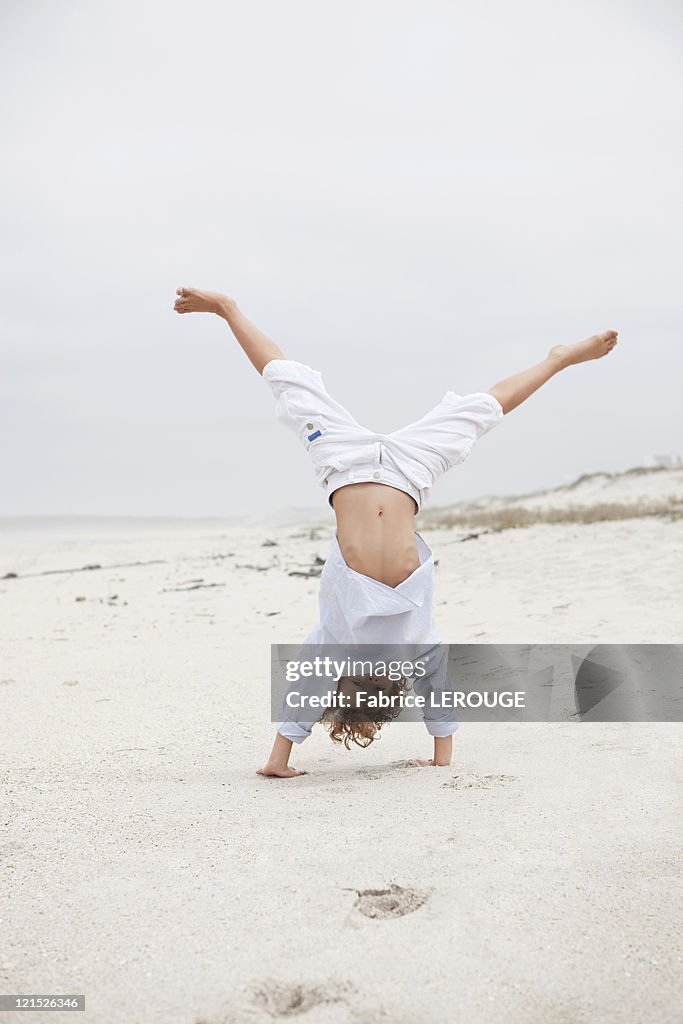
<box><xmin>331</xmin><ymin>482</ymin><xmax>421</xmax><ymax>588</ymax></box>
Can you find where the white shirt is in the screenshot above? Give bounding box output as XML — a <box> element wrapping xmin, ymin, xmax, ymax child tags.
<box><xmin>276</xmin><ymin>533</ymin><xmax>459</xmax><ymax>742</ymax></box>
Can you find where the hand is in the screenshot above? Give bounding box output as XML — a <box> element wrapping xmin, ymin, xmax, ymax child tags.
<box><xmin>256</xmin><ymin>761</ymin><xmax>306</xmax><ymax>778</ymax></box>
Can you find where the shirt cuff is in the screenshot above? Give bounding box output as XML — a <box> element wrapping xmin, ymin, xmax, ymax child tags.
<box><xmin>423</xmin><ymin>719</ymin><xmax>460</xmax><ymax>737</ymax></box>
<box><xmin>276</xmin><ymin>721</ymin><xmax>314</xmax><ymax>744</ymax></box>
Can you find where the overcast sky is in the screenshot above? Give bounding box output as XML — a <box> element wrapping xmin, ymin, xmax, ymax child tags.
<box><xmin>1</xmin><ymin>0</ymin><xmax>681</xmax><ymax>519</ymax></box>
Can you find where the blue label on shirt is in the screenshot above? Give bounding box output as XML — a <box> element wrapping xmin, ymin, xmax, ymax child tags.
<box><xmin>307</xmin><ymin>430</ymin><xmax>322</xmax><ymax>441</ymax></box>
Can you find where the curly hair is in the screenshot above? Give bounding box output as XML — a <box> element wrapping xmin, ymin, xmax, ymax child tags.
<box><xmin>319</xmin><ymin>673</ymin><xmax>411</xmax><ymax>749</ymax></box>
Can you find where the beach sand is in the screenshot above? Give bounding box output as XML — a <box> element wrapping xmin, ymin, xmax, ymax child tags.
<box><xmin>1</xmin><ymin>469</ymin><xmax>682</xmax><ymax>1023</ymax></box>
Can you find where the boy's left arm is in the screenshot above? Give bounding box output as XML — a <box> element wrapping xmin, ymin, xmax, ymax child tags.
<box><xmin>412</xmin><ymin>644</ymin><xmax>456</xmax><ymax>767</ymax></box>
<box><xmin>417</xmin><ymin>734</ymin><xmax>453</xmax><ymax>767</ymax></box>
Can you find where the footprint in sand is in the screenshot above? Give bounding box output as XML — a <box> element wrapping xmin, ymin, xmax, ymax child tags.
<box><xmin>442</xmin><ymin>772</ymin><xmax>517</xmax><ymax>790</ymax></box>
<box><xmin>195</xmin><ymin>983</ymin><xmax>349</xmax><ymax>1022</ymax></box>
<box><xmin>196</xmin><ymin>981</ymin><xmax>415</xmax><ymax>1023</ymax></box>
<box><xmin>355</xmin><ymin>760</ymin><xmax>418</xmax><ymax>781</ymax></box>
<box><xmin>251</xmin><ymin>980</ymin><xmax>353</xmax><ymax>1018</ymax></box>
<box><xmin>350</xmin><ymin>884</ymin><xmax>429</xmax><ymax>920</ymax></box>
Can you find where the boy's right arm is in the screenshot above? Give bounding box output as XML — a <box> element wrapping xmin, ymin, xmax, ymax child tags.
<box><xmin>256</xmin><ymin>732</ymin><xmax>306</xmax><ymax>778</ymax></box>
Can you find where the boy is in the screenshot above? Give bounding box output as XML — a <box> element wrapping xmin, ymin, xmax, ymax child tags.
<box><xmin>174</xmin><ymin>285</ymin><xmax>617</xmax><ymax>776</ymax></box>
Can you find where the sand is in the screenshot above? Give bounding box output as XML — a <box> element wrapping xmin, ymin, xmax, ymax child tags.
<box><xmin>1</xmin><ymin>469</ymin><xmax>682</xmax><ymax>1024</ymax></box>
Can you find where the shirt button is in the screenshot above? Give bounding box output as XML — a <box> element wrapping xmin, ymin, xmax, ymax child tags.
<box><xmin>373</xmin><ymin>472</ymin><xmax>381</xmax><ymax>479</ymax></box>
<box><xmin>306</xmin><ymin>422</ymin><xmax>314</xmax><ymax>430</ymax></box>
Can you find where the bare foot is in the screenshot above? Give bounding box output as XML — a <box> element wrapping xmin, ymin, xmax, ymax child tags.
<box><xmin>256</xmin><ymin>763</ymin><xmax>307</xmax><ymax>778</ymax></box>
<box><xmin>549</xmin><ymin>331</ymin><xmax>618</xmax><ymax>368</ymax></box>
<box><xmin>173</xmin><ymin>286</ymin><xmax>232</xmax><ymax>316</ymax></box>
<box><xmin>415</xmin><ymin>759</ymin><xmax>450</xmax><ymax>767</ymax></box>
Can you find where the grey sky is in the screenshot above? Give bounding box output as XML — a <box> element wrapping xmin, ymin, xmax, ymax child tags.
<box><xmin>2</xmin><ymin>0</ymin><xmax>681</xmax><ymax>517</ymax></box>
